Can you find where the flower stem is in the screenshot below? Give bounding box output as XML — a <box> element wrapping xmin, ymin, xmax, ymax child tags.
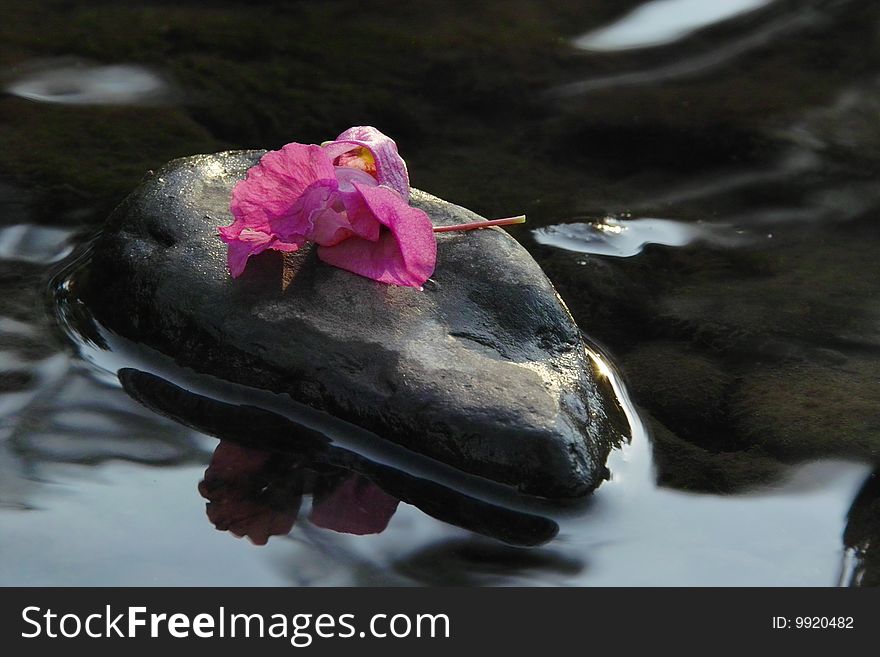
<box><xmin>433</xmin><ymin>215</ymin><xmax>526</xmax><ymax>233</ymax></box>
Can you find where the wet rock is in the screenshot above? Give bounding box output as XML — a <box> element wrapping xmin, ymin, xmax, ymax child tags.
<box><xmin>80</xmin><ymin>150</ymin><xmax>627</xmax><ymax>499</ymax></box>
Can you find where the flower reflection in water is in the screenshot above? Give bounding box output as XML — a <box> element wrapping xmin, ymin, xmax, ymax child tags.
<box><xmin>199</xmin><ymin>440</ymin><xmax>400</xmax><ymax>545</ymax></box>
<box><xmin>199</xmin><ymin>441</ymin><xmax>301</xmax><ymax>546</ymax></box>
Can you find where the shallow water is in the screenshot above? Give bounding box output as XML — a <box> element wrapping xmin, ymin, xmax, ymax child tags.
<box><xmin>532</xmin><ymin>216</ymin><xmax>746</xmax><ymax>258</ymax></box>
<box><xmin>5</xmin><ymin>61</ymin><xmax>169</xmax><ymax>106</ymax></box>
<box><xmin>1</xmin><ymin>0</ymin><xmax>879</xmax><ymax>586</ymax></box>
<box><xmin>573</xmin><ymin>0</ymin><xmax>776</xmax><ymax>51</ymax></box>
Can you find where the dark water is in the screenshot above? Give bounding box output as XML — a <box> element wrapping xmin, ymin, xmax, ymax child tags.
<box><xmin>1</xmin><ymin>0</ymin><xmax>879</xmax><ymax>586</ymax></box>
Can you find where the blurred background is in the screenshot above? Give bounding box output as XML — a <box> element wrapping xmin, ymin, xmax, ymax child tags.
<box><xmin>0</xmin><ymin>0</ymin><xmax>878</xmax><ymax>586</ymax></box>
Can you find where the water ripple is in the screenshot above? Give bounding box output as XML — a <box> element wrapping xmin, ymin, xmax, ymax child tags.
<box><xmin>0</xmin><ymin>224</ymin><xmax>74</xmax><ymax>264</ymax></box>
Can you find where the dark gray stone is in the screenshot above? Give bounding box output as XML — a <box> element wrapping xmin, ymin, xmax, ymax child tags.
<box><xmin>80</xmin><ymin>151</ymin><xmax>627</xmax><ymax>499</ymax></box>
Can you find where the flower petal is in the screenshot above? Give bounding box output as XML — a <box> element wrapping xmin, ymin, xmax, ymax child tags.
<box><xmin>219</xmin><ymin>143</ymin><xmax>337</xmax><ymax>276</ymax></box>
<box><xmin>334</xmin><ymin>166</ymin><xmax>381</xmax><ymax>242</ymax></box>
<box><xmin>222</xmin><ymin>229</ymin><xmax>268</xmax><ymax>278</ymax></box>
<box><xmin>317</xmin><ymin>182</ymin><xmax>436</xmax><ymax>288</ymax></box>
<box><xmin>224</xmin><ymin>143</ymin><xmax>336</xmax><ymax>238</ymax></box>
<box><xmin>323</xmin><ymin>126</ymin><xmax>410</xmax><ymax>200</ymax></box>
<box><xmin>309</xmin><ymin>207</ymin><xmax>354</xmax><ymax>247</ymax></box>
<box><xmin>221</xmin><ymin>228</ymin><xmax>300</xmax><ymax>278</ymax></box>
<box><xmin>333</xmin><ymin>165</ymin><xmax>378</xmax><ymax>193</ymax></box>
<box><xmin>308</xmin><ymin>169</ymin><xmax>383</xmax><ymax>246</ymax></box>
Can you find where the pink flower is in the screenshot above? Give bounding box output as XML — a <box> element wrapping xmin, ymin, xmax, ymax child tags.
<box><xmin>218</xmin><ymin>126</ymin><xmax>436</xmax><ymax>288</ymax></box>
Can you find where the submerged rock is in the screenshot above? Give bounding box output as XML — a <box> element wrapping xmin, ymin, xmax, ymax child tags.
<box><xmin>80</xmin><ymin>151</ymin><xmax>627</xmax><ymax>499</ymax></box>
<box><xmin>844</xmin><ymin>470</ymin><xmax>880</xmax><ymax>587</ymax></box>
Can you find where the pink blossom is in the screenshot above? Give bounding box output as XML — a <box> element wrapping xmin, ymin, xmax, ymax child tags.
<box><xmin>317</xmin><ymin>182</ymin><xmax>437</xmax><ymax>287</ymax></box>
<box><xmin>219</xmin><ymin>126</ymin><xmax>435</xmax><ymax>288</ymax></box>
<box><xmin>322</xmin><ymin>125</ymin><xmax>410</xmax><ymax>200</ymax></box>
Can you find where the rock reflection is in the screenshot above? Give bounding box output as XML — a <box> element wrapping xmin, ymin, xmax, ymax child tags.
<box><xmin>119</xmin><ymin>368</ymin><xmax>559</xmax><ymax>548</ymax></box>
<box><xmin>394</xmin><ymin>538</ymin><xmax>584</xmax><ymax>586</ymax></box>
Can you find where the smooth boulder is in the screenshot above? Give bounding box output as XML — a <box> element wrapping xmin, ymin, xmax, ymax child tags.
<box><xmin>80</xmin><ymin>150</ymin><xmax>627</xmax><ymax>499</ymax></box>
